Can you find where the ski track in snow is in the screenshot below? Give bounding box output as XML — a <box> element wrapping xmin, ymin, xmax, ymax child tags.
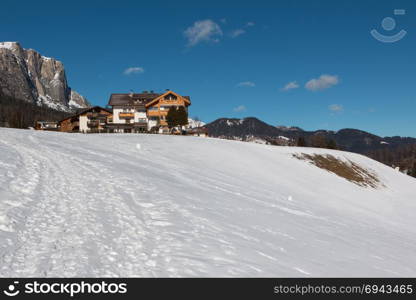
<box><xmin>0</xmin><ymin>128</ymin><xmax>416</xmax><ymax>277</ymax></box>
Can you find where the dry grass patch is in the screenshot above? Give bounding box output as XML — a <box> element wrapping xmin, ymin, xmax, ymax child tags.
<box><xmin>293</xmin><ymin>153</ymin><xmax>382</xmax><ymax>188</ymax></box>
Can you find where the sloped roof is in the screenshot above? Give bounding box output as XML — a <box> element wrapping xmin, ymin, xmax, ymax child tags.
<box><xmin>145</xmin><ymin>91</ymin><xmax>191</xmax><ymax>107</ymax></box>
<box><xmin>58</xmin><ymin>106</ymin><xmax>112</xmax><ymax>123</ymax></box>
<box><xmin>108</xmin><ymin>91</ymin><xmax>191</xmax><ymax>106</ymax></box>
<box><xmin>188</xmin><ymin>127</ymin><xmax>208</xmax><ymax>134</ymax></box>
<box><xmin>108</xmin><ymin>93</ymin><xmax>161</xmax><ymax>106</ymax></box>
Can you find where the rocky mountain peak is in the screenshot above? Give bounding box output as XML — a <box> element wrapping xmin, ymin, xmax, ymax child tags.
<box><xmin>0</xmin><ymin>41</ymin><xmax>89</xmax><ymax>112</ymax></box>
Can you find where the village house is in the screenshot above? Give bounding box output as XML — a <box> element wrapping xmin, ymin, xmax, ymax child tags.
<box><xmin>59</xmin><ymin>106</ymin><xmax>112</xmax><ymax>133</ymax></box>
<box><xmin>35</xmin><ymin>121</ymin><xmax>58</xmax><ymax>131</ymax></box>
<box><xmin>187</xmin><ymin>127</ymin><xmax>208</xmax><ymax>137</ymax></box>
<box><xmin>107</xmin><ymin>90</ymin><xmax>191</xmax><ymax>133</ymax></box>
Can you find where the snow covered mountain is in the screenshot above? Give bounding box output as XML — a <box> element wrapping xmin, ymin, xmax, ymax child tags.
<box><xmin>0</xmin><ymin>128</ymin><xmax>416</xmax><ymax>277</ymax></box>
<box><xmin>0</xmin><ymin>42</ymin><xmax>89</xmax><ymax>112</ymax></box>
<box><xmin>187</xmin><ymin>118</ymin><xmax>205</xmax><ymax>128</ymax></box>
<box><xmin>205</xmin><ymin>117</ymin><xmax>416</xmax><ymax>153</ymax></box>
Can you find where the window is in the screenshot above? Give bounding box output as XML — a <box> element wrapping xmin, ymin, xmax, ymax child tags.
<box><xmin>148</xmin><ymin>107</ymin><xmax>158</xmax><ymax>111</ymax></box>
<box><xmin>164</xmin><ymin>93</ymin><xmax>177</xmax><ymax>101</ymax></box>
<box><xmin>160</xmin><ymin>105</ymin><xmax>176</xmax><ymax>111</ymax></box>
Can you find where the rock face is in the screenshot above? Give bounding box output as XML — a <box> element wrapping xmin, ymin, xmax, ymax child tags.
<box><xmin>0</xmin><ymin>41</ymin><xmax>89</xmax><ymax>112</ymax></box>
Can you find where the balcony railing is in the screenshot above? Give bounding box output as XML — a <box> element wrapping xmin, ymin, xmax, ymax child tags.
<box><xmin>119</xmin><ymin>112</ymin><xmax>134</xmax><ymax>118</ymax></box>
<box><xmin>134</xmin><ymin>121</ymin><xmax>147</xmax><ymax>127</ymax></box>
<box><xmin>87</xmin><ymin>120</ymin><xmax>99</xmax><ymax>127</ymax></box>
<box><xmin>86</xmin><ymin>112</ymin><xmax>109</xmax><ymax>118</ymax></box>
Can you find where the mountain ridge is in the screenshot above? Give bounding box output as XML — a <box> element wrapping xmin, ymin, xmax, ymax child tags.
<box><xmin>0</xmin><ymin>41</ymin><xmax>89</xmax><ymax>112</ymax></box>
<box><xmin>204</xmin><ymin>117</ymin><xmax>416</xmax><ymax>154</ymax></box>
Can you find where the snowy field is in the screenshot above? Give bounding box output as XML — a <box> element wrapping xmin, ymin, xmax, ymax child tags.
<box><xmin>0</xmin><ymin>128</ymin><xmax>416</xmax><ymax>277</ymax></box>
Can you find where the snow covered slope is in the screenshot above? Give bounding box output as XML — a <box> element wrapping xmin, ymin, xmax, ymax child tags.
<box><xmin>0</xmin><ymin>128</ymin><xmax>415</xmax><ymax>277</ymax></box>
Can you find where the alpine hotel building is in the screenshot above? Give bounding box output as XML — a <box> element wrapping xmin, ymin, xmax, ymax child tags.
<box><xmin>106</xmin><ymin>90</ymin><xmax>191</xmax><ymax>133</ymax></box>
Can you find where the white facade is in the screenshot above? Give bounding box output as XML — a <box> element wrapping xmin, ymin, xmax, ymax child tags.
<box><xmin>135</xmin><ymin>111</ymin><xmax>147</xmax><ymax>123</ymax></box>
<box><xmin>113</xmin><ymin>106</ymin><xmax>132</xmax><ymax>124</ymax></box>
<box><xmin>112</xmin><ymin>106</ymin><xmax>147</xmax><ymax>124</ymax></box>
<box><xmin>79</xmin><ymin>115</ymin><xmax>88</xmax><ymax>133</ymax></box>
<box><xmin>111</xmin><ymin>105</ymin><xmax>149</xmax><ymax>132</ymax></box>
<box><xmin>148</xmin><ymin>118</ymin><xmax>158</xmax><ymax>130</ymax></box>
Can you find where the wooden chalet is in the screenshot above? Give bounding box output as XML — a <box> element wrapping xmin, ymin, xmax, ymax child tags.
<box><xmin>35</xmin><ymin>121</ymin><xmax>58</xmax><ymax>131</ymax></box>
<box><xmin>187</xmin><ymin>127</ymin><xmax>208</xmax><ymax>137</ymax></box>
<box><xmin>59</xmin><ymin>106</ymin><xmax>112</xmax><ymax>133</ymax></box>
<box><xmin>107</xmin><ymin>90</ymin><xmax>191</xmax><ymax>133</ymax></box>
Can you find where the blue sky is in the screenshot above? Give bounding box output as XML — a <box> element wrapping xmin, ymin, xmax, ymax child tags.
<box><xmin>1</xmin><ymin>0</ymin><xmax>415</xmax><ymax>137</ymax></box>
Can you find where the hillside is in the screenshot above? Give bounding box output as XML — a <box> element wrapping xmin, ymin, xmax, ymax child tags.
<box><xmin>204</xmin><ymin>117</ymin><xmax>416</xmax><ymax>175</ymax></box>
<box><xmin>0</xmin><ymin>93</ymin><xmax>71</xmax><ymax>128</ymax></box>
<box><xmin>0</xmin><ymin>128</ymin><xmax>416</xmax><ymax>277</ymax></box>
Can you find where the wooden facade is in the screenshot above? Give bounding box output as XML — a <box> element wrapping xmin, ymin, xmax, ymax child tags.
<box><xmin>59</xmin><ymin>106</ymin><xmax>112</xmax><ymax>133</ymax></box>
<box><xmin>107</xmin><ymin>90</ymin><xmax>191</xmax><ymax>132</ymax></box>
<box><xmin>145</xmin><ymin>91</ymin><xmax>191</xmax><ymax>127</ymax></box>
<box><xmin>35</xmin><ymin>121</ymin><xmax>58</xmax><ymax>131</ymax></box>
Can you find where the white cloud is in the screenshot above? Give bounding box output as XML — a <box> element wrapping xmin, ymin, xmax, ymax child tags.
<box><xmin>123</xmin><ymin>67</ymin><xmax>144</xmax><ymax>75</ymax></box>
<box><xmin>237</xmin><ymin>81</ymin><xmax>255</xmax><ymax>87</ymax></box>
<box><xmin>230</xmin><ymin>22</ymin><xmax>254</xmax><ymax>38</ymax></box>
<box><xmin>281</xmin><ymin>81</ymin><xmax>299</xmax><ymax>91</ymax></box>
<box><xmin>305</xmin><ymin>74</ymin><xmax>339</xmax><ymax>91</ymax></box>
<box><xmin>233</xmin><ymin>105</ymin><xmax>247</xmax><ymax>112</ymax></box>
<box><xmin>328</xmin><ymin>104</ymin><xmax>344</xmax><ymax>112</ymax></box>
<box><xmin>184</xmin><ymin>19</ymin><xmax>223</xmax><ymax>46</ymax></box>
<box><xmin>230</xmin><ymin>29</ymin><xmax>246</xmax><ymax>38</ymax></box>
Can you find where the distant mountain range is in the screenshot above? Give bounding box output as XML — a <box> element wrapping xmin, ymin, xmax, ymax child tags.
<box><xmin>204</xmin><ymin>117</ymin><xmax>416</xmax><ymax>154</ymax></box>
<box><xmin>0</xmin><ymin>41</ymin><xmax>89</xmax><ymax>112</ymax></box>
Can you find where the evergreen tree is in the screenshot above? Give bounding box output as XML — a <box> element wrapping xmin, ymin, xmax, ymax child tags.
<box><xmin>326</xmin><ymin>139</ymin><xmax>337</xmax><ymax>149</ymax></box>
<box><xmin>0</xmin><ymin>93</ymin><xmax>70</xmax><ymax>129</ymax></box>
<box><xmin>166</xmin><ymin>106</ymin><xmax>178</xmax><ymax>128</ymax></box>
<box><xmin>310</xmin><ymin>135</ymin><xmax>327</xmax><ymax>148</ymax></box>
<box><xmin>296</xmin><ymin>136</ymin><xmax>307</xmax><ymax>147</ymax></box>
<box><xmin>412</xmin><ymin>161</ymin><xmax>416</xmax><ymax>178</ymax></box>
<box><xmin>177</xmin><ymin>106</ymin><xmax>188</xmax><ymax>127</ymax></box>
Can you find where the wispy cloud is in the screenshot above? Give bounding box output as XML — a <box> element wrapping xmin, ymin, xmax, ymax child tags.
<box><xmin>184</xmin><ymin>19</ymin><xmax>223</xmax><ymax>47</ymax></box>
<box><xmin>233</xmin><ymin>105</ymin><xmax>247</xmax><ymax>112</ymax></box>
<box><xmin>305</xmin><ymin>74</ymin><xmax>339</xmax><ymax>91</ymax></box>
<box><xmin>229</xmin><ymin>21</ymin><xmax>255</xmax><ymax>38</ymax></box>
<box><xmin>328</xmin><ymin>104</ymin><xmax>344</xmax><ymax>112</ymax></box>
<box><xmin>237</xmin><ymin>81</ymin><xmax>255</xmax><ymax>87</ymax></box>
<box><xmin>123</xmin><ymin>67</ymin><xmax>144</xmax><ymax>75</ymax></box>
<box><xmin>281</xmin><ymin>81</ymin><xmax>299</xmax><ymax>91</ymax></box>
<box><xmin>230</xmin><ymin>29</ymin><xmax>246</xmax><ymax>38</ymax></box>
<box><xmin>220</xmin><ymin>18</ymin><xmax>227</xmax><ymax>24</ymax></box>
